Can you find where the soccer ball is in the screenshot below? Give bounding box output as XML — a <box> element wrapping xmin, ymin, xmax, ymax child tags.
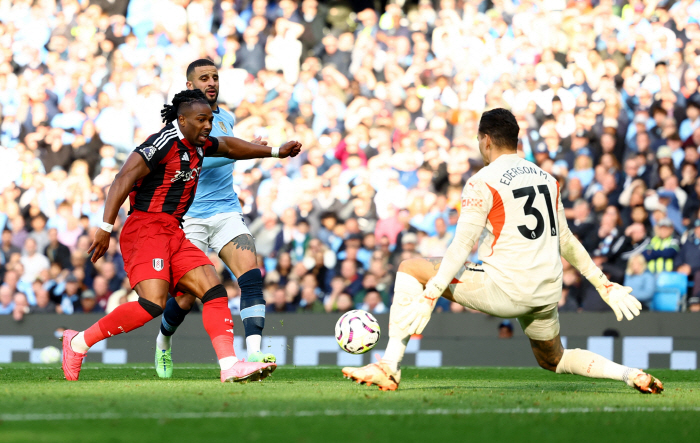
<box><xmin>335</xmin><ymin>310</ymin><xmax>380</xmax><ymax>354</ymax></box>
<box><xmin>40</xmin><ymin>346</ymin><xmax>61</xmax><ymax>364</ymax></box>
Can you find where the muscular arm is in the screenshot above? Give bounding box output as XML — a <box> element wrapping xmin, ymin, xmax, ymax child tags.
<box><xmin>88</xmin><ymin>153</ymin><xmax>150</xmax><ymax>263</ymax></box>
<box><xmin>213</xmin><ymin>136</ymin><xmax>273</xmax><ymax>160</ymax></box>
<box><xmin>214</xmin><ymin>137</ymin><xmax>301</xmax><ymax>160</ymax></box>
<box><xmin>102</xmin><ymin>153</ymin><xmax>151</xmax><ymax>224</ymax></box>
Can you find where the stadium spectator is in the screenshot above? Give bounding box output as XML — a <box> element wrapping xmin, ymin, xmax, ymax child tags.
<box><xmin>358</xmin><ymin>288</ymin><xmax>387</xmax><ymax>314</ymax></box>
<box><xmin>297</xmin><ymin>285</ymin><xmax>324</xmax><ymax>313</ymax></box>
<box><xmin>20</xmin><ymin>238</ymin><xmax>50</xmax><ymax>283</ymax></box>
<box><xmin>267</xmin><ymin>286</ymin><xmax>295</xmax><ymax>313</ymax></box>
<box><xmin>498</xmin><ymin>321</ymin><xmax>514</xmax><ymax>339</ymax></box>
<box><xmin>12</xmin><ymin>291</ymin><xmax>30</xmax><ymax>322</ymax></box>
<box><xmin>75</xmin><ymin>289</ymin><xmax>103</xmax><ymax>314</ymax></box>
<box><xmin>643</xmin><ymin>218</ymin><xmax>680</xmax><ymax>273</ymax></box>
<box><xmin>623</xmin><ymin>255</ymin><xmax>656</xmax><ymax>309</ymax></box>
<box><xmin>688</xmin><ymin>297</ymin><xmax>700</xmax><ymax>313</ymax></box>
<box><xmin>0</xmin><ymin>285</ymin><xmax>14</xmax><ymax>315</ymax></box>
<box><xmin>30</xmin><ymin>285</ymin><xmax>58</xmax><ymax>314</ymax></box>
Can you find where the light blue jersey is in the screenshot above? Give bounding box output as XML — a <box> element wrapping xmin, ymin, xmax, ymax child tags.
<box><xmin>186</xmin><ymin>107</ymin><xmax>241</xmax><ymax>218</ymax></box>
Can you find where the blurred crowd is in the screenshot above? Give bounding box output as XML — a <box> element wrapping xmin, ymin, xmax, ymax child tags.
<box><xmin>2</xmin><ymin>0</ymin><xmax>700</xmax><ymax>322</ymax></box>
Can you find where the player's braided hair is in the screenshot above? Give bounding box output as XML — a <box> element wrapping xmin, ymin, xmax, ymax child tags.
<box><xmin>160</xmin><ymin>89</ymin><xmax>209</xmax><ymax>123</ymax></box>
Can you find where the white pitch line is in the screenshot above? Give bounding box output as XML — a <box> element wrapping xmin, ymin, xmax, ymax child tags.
<box><xmin>1</xmin><ymin>407</ymin><xmax>699</xmax><ymax>422</ymax></box>
<box><xmin>1</xmin><ymin>366</ymin><xmax>541</xmax><ymax>370</ymax></box>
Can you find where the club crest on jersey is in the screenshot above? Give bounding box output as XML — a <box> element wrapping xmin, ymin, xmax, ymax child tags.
<box><xmin>218</xmin><ymin>121</ymin><xmax>228</xmax><ymax>134</ymax></box>
<box><xmin>153</xmin><ymin>259</ymin><xmax>164</xmax><ymax>271</ymax></box>
<box><xmin>197</xmin><ymin>147</ymin><xmax>203</xmax><ymax>157</ymax></box>
<box><xmin>141</xmin><ymin>146</ymin><xmax>156</xmax><ymax>160</ymax></box>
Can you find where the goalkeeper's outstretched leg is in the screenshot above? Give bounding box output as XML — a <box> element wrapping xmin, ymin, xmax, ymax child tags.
<box><xmin>530</xmin><ymin>335</ymin><xmax>664</xmax><ymax>394</ymax></box>
<box><xmin>343</xmin><ymin>256</ymin><xmax>663</xmax><ymax>394</ymax></box>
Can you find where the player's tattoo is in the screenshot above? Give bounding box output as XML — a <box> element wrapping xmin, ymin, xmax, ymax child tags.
<box><xmin>425</xmin><ymin>257</ymin><xmax>442</xmax><ymax>271</ymax></box>
<box><xmin>231</xmin><ymin>234</ymin><xmax>256</xmax><ymax>254</ymax></box>
<box><xmin>529</xmin><ymin>335</ymin><xmax>564</xmax><ymax>372</ymax></box>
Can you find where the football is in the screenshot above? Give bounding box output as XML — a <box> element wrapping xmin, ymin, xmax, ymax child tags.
<box><xmin>40</xmin><ymin>346</ymin><xmax>61</xmax><ymax>364</ymax></box>
<box><xmin>335</xmin><ymin>310</ymin><xmax>381</xmax><ymax>354</ymax></box>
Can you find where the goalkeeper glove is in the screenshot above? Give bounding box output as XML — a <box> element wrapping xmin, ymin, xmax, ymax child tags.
<box><xmin>589</xmin><ymin>271</ymin><xmax>642</xmax><ymax>321</ymax></box>
<box><xmin>396</xmin><ymin>279</ymin><xmax>445</xmax><ymax>335</ymax></box>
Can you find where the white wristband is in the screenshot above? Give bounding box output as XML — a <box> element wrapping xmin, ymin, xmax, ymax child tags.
<box><xmin>100</xmin><ymin>222</ymin><xmax>114</xmax><ymax>233</ymax></box>
<box><xmin>271</xmin><ymin>146</ymin><xmax>280</xmax><ymax>158</ymax></box>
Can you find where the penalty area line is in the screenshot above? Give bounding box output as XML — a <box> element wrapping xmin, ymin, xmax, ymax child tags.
<box><xmin>2</xmin><ymin>407</ymin><xmax>699</xmax><ymax>422</ymax></box>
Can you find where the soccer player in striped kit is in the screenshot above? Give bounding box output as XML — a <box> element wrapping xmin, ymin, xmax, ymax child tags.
<box><xmin>61</xmin><ymin>90</ymin><xmax>300</xmax><ymax>382</ymax></box>
<box><xmin>153</xmin><ymin>60</ymin><xmax>288</xmax><ymax>378</ymax></box>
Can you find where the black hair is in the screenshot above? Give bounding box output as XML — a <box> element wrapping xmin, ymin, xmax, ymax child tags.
<box><xmin>478</xmin><ymin>108</ymin><xmax>519</xmax><ymax>150</ymax></box>
<box><xmin>186</xmin><ymin>59</ymin><xmax>217</xmax><ymax>80</ymax></box>
<box><xmin>651</xmin><ymin>102</ymin><xmax>666</xmax><ymax>115</ymax></box>
<box><xmin>160</xmin><ymin>89</ymin><xmax>209</xmax><ymax>123</ymax></box>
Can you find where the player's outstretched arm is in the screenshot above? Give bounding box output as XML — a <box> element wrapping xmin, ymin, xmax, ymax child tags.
<box><xmin>201</xmin><ymin>137</ymin><xmax>268</xmax><ymax>169</ymax></box>
<box><xmin>214</xmin><ymin>136</ymin><xmax>301</xmax><ymax>160</ymax></box>
<box><xmin>398</xmin><ymin>177</ymin><xmax>488</xmax><ymax>335</ymax></box>
<box><xmin>88</xmin><ymin>152</ymin><xmax>151</xmax><ymax>263</ymax></box>
<box><xmin>557</xmin><ymin>195</ymin><xmax>642</xmax><ymax>321</ymax></box>
<box><xmin>397</xmin><ymin>220</ymin><xmax>482</xmax><ymax>335</ymax></box>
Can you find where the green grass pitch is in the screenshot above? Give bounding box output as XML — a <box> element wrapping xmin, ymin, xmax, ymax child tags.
<box><xmin>1</xmin><ymin>364</ymin><xmax>698</xmax><ymax>443</ymax></box>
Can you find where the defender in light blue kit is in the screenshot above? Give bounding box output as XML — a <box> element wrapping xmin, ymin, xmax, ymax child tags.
<box><xmin>154</xmin><ymin>59</ymin><xmax>301</xmax><ymax>378</ymax></box>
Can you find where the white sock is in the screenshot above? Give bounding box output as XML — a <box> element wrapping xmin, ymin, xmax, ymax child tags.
<box><xmin>70</xmin><ymin>331</ymin><xmax>90</xmax><ymax>354</ymax></box>
<box><xmin>219</xmin><ymin>356</ymin><xmax>238</xmax><ymax>371</ymax></box>
<box><xmin>156</xmin><ymin>332</ymin><xmax>171</xmax><ymax>352</ymax></box>
<box><xmin>381</xmin><ymin>272</ymin><xmax>423</xmax><ymax>373</ymax></box>
<box><xmin>382</xmin><ymin>337</ymin><xmax>409</xmax><ymax>373</ymax></box>
<box><xmin>246</xmin><ymin>335</ymin><xmax>262</xmax><ymax>354</ymax></box>
<box><xmin>556</xmin><ymin>348</ymin><xmax>638</xmax><ymax>387</ymax></box>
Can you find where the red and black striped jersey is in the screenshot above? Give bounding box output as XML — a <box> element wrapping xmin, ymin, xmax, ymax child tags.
<box><xmin>129</xmin><ymin>123</ymin><xmax>220</xmax><ymax>222</ymax></box>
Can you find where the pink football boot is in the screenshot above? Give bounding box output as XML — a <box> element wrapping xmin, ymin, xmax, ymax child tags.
<box><xmin>220</xmin><ymin>361</ymin><xmax>276</xmax><ymax>383</ymax></box>
<box><xmin>61</xmin><ymin>330</ymin><xmax>87</xmax><ymax>381</ymax></box>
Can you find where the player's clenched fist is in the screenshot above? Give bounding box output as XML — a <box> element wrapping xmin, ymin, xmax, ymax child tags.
<box><xmin>279</xmin><ymin>140</ymin><xmax>302</xmax><ymax>158</ymax></box>
<box><xmin>88</xmin><ymin>228</ymin><xmax>111</xmax><ymax>263</ymax></box>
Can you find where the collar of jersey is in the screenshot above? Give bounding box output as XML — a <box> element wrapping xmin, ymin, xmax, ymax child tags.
<box><xmin>492</xmin><ymin>153</ymin><xmax>520</xmax><ymax>164</ymax></box>
<box><xmin>173</xmin><ymin>123</ymin><xmax>186</xmax><ymax>141</ymax></box>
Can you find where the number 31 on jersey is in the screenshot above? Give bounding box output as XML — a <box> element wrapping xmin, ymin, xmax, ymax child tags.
<box><xmin>512</xmin><ymin>185</ymin><xmax>557</xmax><ymax>240</ymax></box>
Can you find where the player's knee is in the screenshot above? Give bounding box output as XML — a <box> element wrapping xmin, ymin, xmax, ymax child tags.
<box><xmin>176</xmin><ymin>295</ymin><xmax>196</xmax><ymax>311</ymax></box>
<box><xmin>398</xmin><ymin>259</ymin><xmax>421</xmax><ymax>277</ymax></box>
<box><xmin>201</xmin><ymin>284</ymin><xmax>227</xmax><ymax>304</ymax></box>
<box><xmin>535</xmin><ymin>349</ymin><xmax>563</xmax><ymax>372</ymax></box>
<box><xmin>536</xmin><ymin>357</ymin><xmax>558</xmax><ymax>372</ymax></box>
<box><xmin>138</xmin><ymin>297</ymin><xmax>165</xmax><ymax>317</ymax></box>
<box><xmin>398</xmin><ymin>259</ymin><xmax>432</xmax><ymax>285</ymax></box>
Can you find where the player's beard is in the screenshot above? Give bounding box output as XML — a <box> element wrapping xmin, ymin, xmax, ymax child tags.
<box><xmin>205</xmin><ymin>88</ymin><xmax>218</xmax><ymax>106</ymax></box>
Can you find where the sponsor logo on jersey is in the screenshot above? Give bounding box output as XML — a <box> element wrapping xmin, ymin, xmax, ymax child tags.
<box><xmin>141</xmin><ymin>146</ymin><xmax>156</xmax><ymax>160</ymax></box>
<box><xmin>171</xmin><ymin>167</ymin><xmax>201</xmax><ymax>182</ymax></box>
<box><xmin>218</xmin><ymin>121</ymin><xmax>228</xmax><ymax>134</ymax></box>
<box><xmin>462</xmin><ymin>197</ymin><xmax>483</xmax><ymax>208</ymax></box>
<box><xmin>153</xmin><ymin>259</ymin><xmax>164</xmax><ymax>271</ymax></box>
<box><xmin>181</xmin><ymin>152</ymin><xmax>189</xmax><ymax>161</ymax></box>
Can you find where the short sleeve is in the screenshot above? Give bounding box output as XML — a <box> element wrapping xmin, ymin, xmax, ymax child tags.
<box><xmin>458</xmin><ymin>176</ymin><xmax>491</xmax><ymax>227</ymax></box>
<box><xmin>204</xmin><ymin>136</ymin><xmax>220</xmax><ymax>157</ymax></box>
<box><xmin>134</xmin><ymin>142</ymin><xmax>169</xmax><ymax>171</ymax></box>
